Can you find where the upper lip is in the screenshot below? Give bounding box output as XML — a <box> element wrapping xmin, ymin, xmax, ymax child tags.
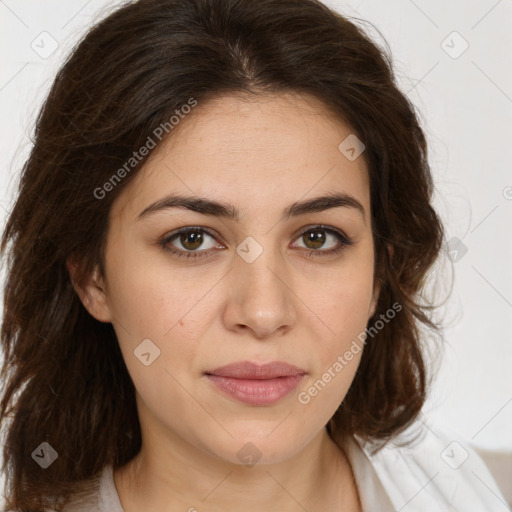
<box><xmin>206</xmin><ymin>361</ymin><xmax>307</xmax><ymax>379</ymax></box>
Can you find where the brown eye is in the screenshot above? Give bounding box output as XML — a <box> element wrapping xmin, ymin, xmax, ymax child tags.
<box><xmin>302</xmin><ymin>229</ymin><xmax>327</xmax><ymax>250</ymax></box>
<box><xmin>178</xmin><ymin>231</ymin><xmax>205</xmax><ymax>251</ymax></box>
<box><xmin>294</xmin><ymin>227</ymin><xmax>344</xmax><ymax>252</ymax></box>
<box><xmin>160</xmin><ymin>227</ymin><xmax>220</xmax><ymax>259</ymax></box>
<box><xmin>291</xmin><ymin>225</ymin><xmax>354</xmax><ymax>258</ymax></box>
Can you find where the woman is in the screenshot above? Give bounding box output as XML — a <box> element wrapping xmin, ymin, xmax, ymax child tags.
<box><xmin>0</xmin><ymin>0</ymin><xmax>506</xmax><ymax>510</ymax></box>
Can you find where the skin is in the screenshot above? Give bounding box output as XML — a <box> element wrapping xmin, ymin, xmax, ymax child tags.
<box><xmin>69</xmin><ymin>91</ymin><xmax>380</xmax><ymax>511</ymax></box>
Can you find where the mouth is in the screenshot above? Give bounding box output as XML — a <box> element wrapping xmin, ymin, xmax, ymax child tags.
<box><xmin>204</xmin><ymin>361</ymin><xmax>307</xmax><ymax>406</ymax></box>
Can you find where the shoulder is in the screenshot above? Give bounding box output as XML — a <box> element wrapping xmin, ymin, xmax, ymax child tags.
<box><xmin>354</xmin><ymin>415</ymin><xmax>508</xmax><ymax>512</ymax></box>
<box><xmin>61</xmin><ymin>469</ymin><xmax>104</xmax><ymax>512</ymax></box>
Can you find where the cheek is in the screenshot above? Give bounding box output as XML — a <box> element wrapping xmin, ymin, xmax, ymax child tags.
<box><xmin>295</xmin><ymin>338</ymin><xmax>363</xmax><ymax>439</ymax></box>
<box><xmin>299</xmin><ymin>255</ymin><xmax>374</xmax><ymax>396</ymax></box>
<box><xmin>297</xmin><ymin>304</ymin><xmax>366</xmax><ymax>421</ymax></box>
<box><xmin>307</xmin><ymin>263</ymin><xmax>374</xmax><ymax>344</ymax></box>
<box><xmin>104</xmin><ymin>239</ymin><xmax>195</xmax><ymax>338</ymax></box>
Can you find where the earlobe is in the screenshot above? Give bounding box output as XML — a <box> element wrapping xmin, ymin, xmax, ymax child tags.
<box><xmin>66</xmin><ymin>258</ymin><xmax>112</xmax><ymax>323</ymax></box>
<box><xmin>368</xmin><ymin>243</ymin><xmax>393</xmax><ymax>319</ymax></box>
<box><xmin>388</xmin><ymin>243</ymin><xmax>394</xmax><ymax>263</ymax></box>
<box><xmin>369</xmin><ymin>284</ymin><xmax>379</xmax><ymax>319</ymax></box>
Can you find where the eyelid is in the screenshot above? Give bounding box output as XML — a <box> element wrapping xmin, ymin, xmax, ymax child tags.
<box><xmin>170</xmin><ymin>225</ymin><xmax>220</xmax><ymax>241</ymax></box>
<box><xmin>293</xmin><ymin>223</ymin><xmax>346</xmax><ymax>240</ymax></box>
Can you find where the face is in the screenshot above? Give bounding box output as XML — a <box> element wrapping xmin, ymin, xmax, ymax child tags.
<box><xmin>73</xmin><ymin>92</ymin><xmax>379</xmax><ymax>466</ymax></box>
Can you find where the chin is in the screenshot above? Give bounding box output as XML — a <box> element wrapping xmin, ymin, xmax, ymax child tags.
<box><xmin>198</xmin><ymin>424</ymin><xmax>312</xmax><ymax>467</ymax></box>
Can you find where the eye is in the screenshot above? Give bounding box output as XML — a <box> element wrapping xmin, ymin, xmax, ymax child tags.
<box><xmin>160</xmin><ymin>227</ymin><xmax>222</xmax><ymax>260</ymax></box>
<box><xmin>291</xmin><ymin>225</ymin><xmax>353</xmax><ymax>257</ymax></box>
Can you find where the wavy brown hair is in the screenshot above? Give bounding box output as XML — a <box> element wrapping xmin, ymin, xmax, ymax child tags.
<box><xmin>0</xmin><ymin>0</ymin><xmax>446</xmax><ymax>509</ymax></box>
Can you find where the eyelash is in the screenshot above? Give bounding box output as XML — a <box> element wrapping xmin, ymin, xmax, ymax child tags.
<box><xmin>159</xmin><ymin>225</ymin><xmax>354</xmax><ymax>261</ymax></box>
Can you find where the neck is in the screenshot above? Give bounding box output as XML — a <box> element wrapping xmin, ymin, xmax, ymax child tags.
<box><xmin>114</xmin><ymin>425</ymin><xmax>360</xmax><ymax>511</ymax></box>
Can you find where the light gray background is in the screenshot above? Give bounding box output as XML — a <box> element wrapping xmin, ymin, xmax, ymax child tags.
<box><xmin>0</xmin><ymin>0</ymin><xmax>511</xmax><ymax>480</ymax></box>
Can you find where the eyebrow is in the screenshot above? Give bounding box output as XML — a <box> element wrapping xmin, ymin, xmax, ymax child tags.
<box><xmin>136</xmin><ymin>192</ymin><xmax>366</xmax><ymax>223</ymax></box>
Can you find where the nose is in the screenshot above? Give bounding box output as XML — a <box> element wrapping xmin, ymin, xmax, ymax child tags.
<box><xmin>222</xmin><ymin>243</ymin><xmax>297</xmax><ymax>339</ymax></box>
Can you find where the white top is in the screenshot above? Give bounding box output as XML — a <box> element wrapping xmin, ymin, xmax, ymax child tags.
<box><xmin>28</xmin><ymin>418</ymin><xmax>510</xmax><ymax>511</ymax></box>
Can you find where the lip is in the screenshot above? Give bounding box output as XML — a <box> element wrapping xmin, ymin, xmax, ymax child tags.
<box><xmin>205</xmin><ymin>361</ymin><xmax>306</xmax><ymax>406</ymax></box>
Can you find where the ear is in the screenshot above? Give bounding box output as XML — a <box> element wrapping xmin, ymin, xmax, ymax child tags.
<box><xmin>368</xmin><ymin>243</ymin><xmax>393</xmax><ymax>318</ymax></box>
<box><xmin>66</xmin><ymin>257</ymin><xmax>112</xmax><ymax>323</ymax></box>
<box><xmin>369</xmin><ymin>280</ymin><xmax>380</xmax><ymax>319</ymax></box>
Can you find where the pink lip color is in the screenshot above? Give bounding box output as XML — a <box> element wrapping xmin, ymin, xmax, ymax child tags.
<box><xmin>205</xmin><ymin>361</ymin><xmax>306</xmax><ymax>406</ymax></box>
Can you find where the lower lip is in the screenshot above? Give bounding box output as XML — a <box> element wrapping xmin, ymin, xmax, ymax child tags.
<box><xmin>206</xmin><ymin>374</ymin><xmax>305</xmax><ymax>406</ymax></box>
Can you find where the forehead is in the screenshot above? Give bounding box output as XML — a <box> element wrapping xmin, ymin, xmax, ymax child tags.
<box><xmin>111</xmin><ymin>92</ymin><xmax>370</xmax><ymax>224</ymax></box>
